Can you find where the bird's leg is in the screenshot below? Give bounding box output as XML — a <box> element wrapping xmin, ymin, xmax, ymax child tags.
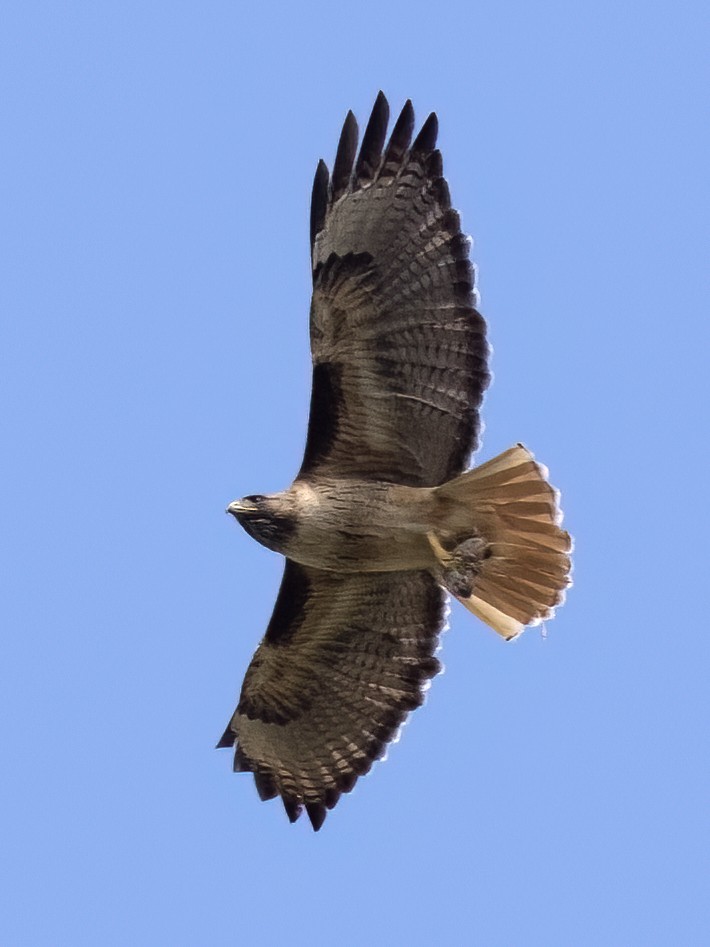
<box><xmin>426</xmin><ymin>531</ymin><xmax>452</xmax><ymax>566</ymax></box>
<box><xmin>427</xmin><ymin>531</ymin><xmax>489</xmax><ymax>599</ymax></box>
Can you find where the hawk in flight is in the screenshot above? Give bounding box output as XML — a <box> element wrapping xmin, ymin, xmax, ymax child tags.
<box><xmin>218</xmin><ymin>93</ymin><xmax>572</xmax><ymax>830</ymax></box>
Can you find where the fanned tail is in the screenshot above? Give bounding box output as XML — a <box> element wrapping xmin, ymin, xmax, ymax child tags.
<box><xmin>435</xmin><ymin>444</ymin><xmax>572</xmax><ymax>640</ymax></box>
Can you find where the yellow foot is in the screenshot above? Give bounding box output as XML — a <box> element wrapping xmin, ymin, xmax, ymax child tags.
<box><xmin>426</xmin><ymin>531</ymin><xmax>452</xmax><ymax>566</ymax></box>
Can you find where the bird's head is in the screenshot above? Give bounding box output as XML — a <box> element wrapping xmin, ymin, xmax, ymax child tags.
<box><xmin>226</xmin><ymin>494</ymin><xmax>294</xmax><ymax>552</ymax></box>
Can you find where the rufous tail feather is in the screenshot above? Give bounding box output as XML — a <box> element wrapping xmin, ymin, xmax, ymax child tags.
<box><xmin>434</xmin><ymin>444</ymin><xmax>572</xmax><ymax>640</ymax></box>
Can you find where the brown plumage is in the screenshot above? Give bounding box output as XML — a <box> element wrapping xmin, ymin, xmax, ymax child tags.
<box><xmin>219</xmin><ymin>94</ymin><xmax>572</xmax><ymax>830</ymax></box>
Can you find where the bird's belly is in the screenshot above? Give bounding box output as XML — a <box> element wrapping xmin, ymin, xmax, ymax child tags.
<box><xmin>286</xmin><ymin>481</ymin><xmax>437</xmax><ymax>573</ymax></box>
<box><xmin>294</xmin><ymin>527</ymin><xmax>434</xmax><ymax>572</ymax></box>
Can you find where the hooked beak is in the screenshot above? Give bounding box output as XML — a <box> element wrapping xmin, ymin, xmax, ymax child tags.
<box><xmin>226</xmin><ymin>499</ymin><xmax>259</xmax><ymax>518</ymax></box>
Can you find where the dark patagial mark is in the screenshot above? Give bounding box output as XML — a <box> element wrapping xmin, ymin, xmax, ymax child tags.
<box><xmin>263</xmin><ymin>561</ymin><xmax>311</xmax><ymax>647</ymax></box>
<box><xmin>305</xmin><ymin>250</ymin><xmax>376</xmax><ymax>476</ymax></box>
<box><xmin>298</xmin><ymin>360</ymin><xmax>343</xmax><ymax>476</ymax></box>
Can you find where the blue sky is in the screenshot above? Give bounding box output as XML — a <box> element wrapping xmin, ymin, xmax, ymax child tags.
<box><xmin>2</xmin><ymin>2</ymin><xmax>708</xmax><ymax>945</ymax></box>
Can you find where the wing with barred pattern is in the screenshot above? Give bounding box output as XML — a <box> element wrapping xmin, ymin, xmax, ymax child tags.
<box><xmin>300</xmin><ymin>92</ymin><xmax>490</xmax><ymax>486</ymax></box>
<box><xmin>217</xmin><ymin>560</ymin><xmax>446</xmax><ymax>830</ymax></box>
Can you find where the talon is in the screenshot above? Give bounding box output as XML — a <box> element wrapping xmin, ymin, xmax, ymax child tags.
<box><xmin>429</xmin><ymin>532</ymin><xmax>489</xmax><ymax>601</ymax></box>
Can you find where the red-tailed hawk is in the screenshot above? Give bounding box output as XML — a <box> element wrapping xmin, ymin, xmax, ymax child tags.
<box><xmin>218</xmin><ymin>93</ymin><xmax>571</xmax><ymax>830</ymax></box>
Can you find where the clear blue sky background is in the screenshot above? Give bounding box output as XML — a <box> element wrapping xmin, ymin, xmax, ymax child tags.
<box><xmin>2</xmin><ymin>2</ymin><xmax>708</xmax><ymax>945</ymax></box>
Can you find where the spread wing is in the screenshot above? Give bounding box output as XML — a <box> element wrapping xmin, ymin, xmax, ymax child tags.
<box><xmin>299</xmin><ymin>92</ymin><xmax>490</xmax><ymax>486</ymax></box>
<box><xmin>217</xmin><ymin>560</ymin><xmax>446</xmax><ymax>831</ymax></box>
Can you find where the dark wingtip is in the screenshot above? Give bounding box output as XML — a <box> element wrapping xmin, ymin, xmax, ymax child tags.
<box><xmin>337</xmin><ymin>770</ymin><xmax>358</xmax><ymax>794</ymax></box>
<box><xmin>216</xmin><ymin>725</ymin><xmax>235</xmax><ymax>749</ymax></box>
<box><xmin>372</xmin><ymin>89</ymin><xmax>389</xmax><ymax>115</ymax></box>
<box><xmin>306</xmin><ymin>802</ymin><xmax>327</xmax><ymax>832</ymax></box>
<box><xmin>310</xmin><ymin>158</ymin><xmax>329</xmax><ymax>251</ymax></box>
<box><xmin>426</xmin><ymin>149</ymin><xmax>443</xmax><ymax>178</ymax></box>
<box><xmin>331</xmin><ymin>110</ymin><xmax>358</xmax><ymax>200</ymax></box>
<box><xmin>233</xmin><ymin>746</ymin><xmax>251</xmax><ymax>773</ymax></box>
<box><xmin>283</xmin><ymin>795</ymin><xmax>304</xmax><ymax>824</ymax></box>
<box><xmin>254</xmin><ymin>771</ymin><xmax>279</xmax><ymax>801</ymax></box>
<box><xmin>355</xmin><ymin>91</ymin><xmax>390</xmax><ymax>184</ymax></box>
<box><xmin>432</xmin><ymin>176</ymin><xmax>451</xmax><ymax>210</ymax></box>
<box><xmin>412</xmin><ymin>111</ymin><xmax>438</xmax><ymax>154</ymax></box>
<box><xmin>383</xmin><ymin>99</ymin><xmax>415</xmax><ymax>171</ymax></box>
<box><xmin>442</xmin><ymin>207</ymin><xmax>462</xmax><ymax>236</ymax></box>
<box><xmin>396</xmin><ymin>99</ymin><xmax>415</xmax><ymax>138</ymax></box>
<box><xmin>324</xmin><ymin>786</ymin><xmax>341</xmax><ymax>810</ymax></box>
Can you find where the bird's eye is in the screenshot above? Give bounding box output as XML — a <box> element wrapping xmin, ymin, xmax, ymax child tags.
<box><xmin>245</xmin><ymin>494</ymin><xmax>264</xmax><ymax>504</ymax></box>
